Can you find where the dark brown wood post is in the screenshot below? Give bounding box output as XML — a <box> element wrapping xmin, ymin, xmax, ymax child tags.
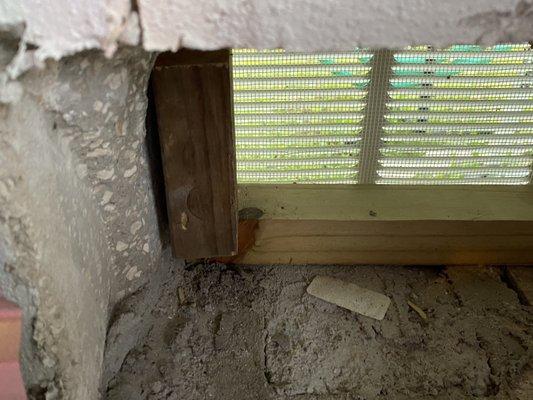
<box><xmin>152</xmin><ymin>49</ymin><xmax>237</xmax><ymax>259</ymax></box>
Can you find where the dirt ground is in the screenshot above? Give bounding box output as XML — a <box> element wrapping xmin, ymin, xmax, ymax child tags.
<box><xmin>106</xmin><ymin>253</ymin><xmax>532</xmax><ymax>400</ymax></box>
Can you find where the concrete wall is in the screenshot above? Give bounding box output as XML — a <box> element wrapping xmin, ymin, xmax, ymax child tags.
<box><xmin>0</xmin><ymin>44</ymin><xmax>162</xmax><ymax>399</ymax></box>
<box><xmin>0</xmin><ymin>0</ymin><xmax>532</xmax><ymax>399</ymax></box>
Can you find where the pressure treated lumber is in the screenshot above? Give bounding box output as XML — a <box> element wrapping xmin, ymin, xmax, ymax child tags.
<box><xmin>235</xmin><ymin>184</ymin><xmax>533</xmax><ymax>265</ymax></box>
<box><xmin>238</xmin><ymin>184</ymin><xmax>533</xmax><ymax>221</ymax></box>
<box><xmin>152</xmin><ymin>50</ymin><xmax>237</xmax><ymax>258</ymax></box>
<box><xmin>234</xmin><ymin>220</ymin><xmax>533</xmax><ymax>265</ymax></box>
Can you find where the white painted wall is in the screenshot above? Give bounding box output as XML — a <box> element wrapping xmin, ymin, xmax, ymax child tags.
<box><xmin>138</xmin><ymin>0</ymin><xmax>532</xmax><ymax>51</ymax></box>
<box><xmin>1</xmin><ymin>0</ymin><xmax>532</xmax><ymax>72</ymax></box>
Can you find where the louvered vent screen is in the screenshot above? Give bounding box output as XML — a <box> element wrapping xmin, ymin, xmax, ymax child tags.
<box><xmin>232</xmin><ymin>49</ymin><xmax>372</xmax><ymax>184</ymax></box>
<box><xmin>231</xmin><ymin>45</ymin><xmax>533</xmax><ymax>185</ymax></box>
<box><xmin>380</xmin><ymin>44</ymin><xmax>533</xmax><ymax>184</ymax></box>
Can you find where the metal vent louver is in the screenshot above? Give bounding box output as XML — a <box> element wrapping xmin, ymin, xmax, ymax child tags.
<box><xmin>380</xmin><ymin>44</ymin><xmax>533</xmax><ymax>185</ymax></box>
<box><xmin>232</xmin><ymin>49</ymin><xmax>372</xmax><ymax>184</ymax></box>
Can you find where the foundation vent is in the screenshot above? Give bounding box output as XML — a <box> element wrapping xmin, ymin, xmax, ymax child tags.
<box><xmin>231</xmin><ymin>45</ymin><xmax>533</xmax><ymax>185</ymax></box>
<box><xmin>380</xmin><ymin>44</ymin><xmax>533</xmax><ymax>184</ymax></box>
<box><xmin>232</xmin><ymin>49</ymin><xmax>372</xmax><ymax>184</ymax></box>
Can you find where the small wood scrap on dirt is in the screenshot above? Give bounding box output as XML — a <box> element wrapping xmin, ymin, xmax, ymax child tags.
<box><xmin>407</xmin><ymin>300</ymin><xmax>428</xmax><ymax>321</ymax></box>
<box><xmin>177</xmin><ymin>287</ymin><xmax>186</xmax><ymax>305</ymax></box>
<box><xmin>0</xmin><ymin>295</ymin><xmax>26</xmax><ymax>400</ymax></box>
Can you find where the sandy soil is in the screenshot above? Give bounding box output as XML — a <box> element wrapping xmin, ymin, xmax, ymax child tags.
<box><xmin>106</xmin><ymin>255</ymin><xmax>532</xmax><ymax>400</ymax></box>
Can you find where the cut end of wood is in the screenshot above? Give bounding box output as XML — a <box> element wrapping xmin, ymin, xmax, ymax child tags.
<box><xmin>212</xmin><ymin>219</ymin><xmax>259</xmax><ymax>264</ymax></box>
<box><xmin>307</xmin><ymin>276</ymin><xmax>391</xmax><ymax>320</ymax></box>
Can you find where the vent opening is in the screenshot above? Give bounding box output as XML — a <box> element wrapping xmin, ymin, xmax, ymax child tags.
<box><xmin>232</xmin><ymin>44</ymin><xmax>533</xmax><ymax>185</ymax></box>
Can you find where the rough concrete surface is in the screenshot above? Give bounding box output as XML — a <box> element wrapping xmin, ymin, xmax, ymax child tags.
<box><xmin>107</xmin><ymin>255</ymin><xmax>532</xmax><ymax>400</ymax></box>
<box><xmin>0</xmin><ymin>42</ymin><xmax>164</xmax><ymax>399</ymax></box>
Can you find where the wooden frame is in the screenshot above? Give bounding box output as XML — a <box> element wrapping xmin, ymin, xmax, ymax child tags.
<box><xmin>151</xmin><ymin>49</ymin><xmax>533</xmax><ymax>265</ymax></box>
<box><xmin>233</xmin><ymin>185</ymin><xmax>533</xmax><ymax>265</ymax></box>
<box><xmin>239</xmin><ymin>185</ymin><xmax>533</xmax><ymax>221</ymax></box>
<box><xmin>152</xmin><ymin>50</ymin><xmax>237</xmax><ymax>259</ymax></box>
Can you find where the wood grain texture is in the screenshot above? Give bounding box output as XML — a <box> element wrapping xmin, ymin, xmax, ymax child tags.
<box><xmin>214</xmin><ymin>219</ymin><xmax>259</xmax><ymax>264</ymax></box>
<box><xmin>152</xmin><ymin>50</ymin><xmax>237</xmax><ymax>258</ymax></box>
<box><xmin>234</xmin><ymin>220</ymin><xmax>533</xmax><ymax>265</ymax></box>
<box><xmin>238</xmin><ymin>184</ymin><xmax>533</xmax><ymax>221</ymax></box>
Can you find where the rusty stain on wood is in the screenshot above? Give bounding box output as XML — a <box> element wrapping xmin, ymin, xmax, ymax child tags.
<box><xmin>215</xmin><ymin>219</ymin><xmax>259</xmax><ymax>264</ymax></box>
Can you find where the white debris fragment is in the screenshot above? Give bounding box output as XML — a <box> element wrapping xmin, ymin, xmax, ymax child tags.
<box><xmin>93</xmin><ymin>100</ymin><xmax>103</xmax><ymax>112</ymax></box>
<box><xmin>307</xmin><ymin>276</ymin><xmax>391</xmax><ymax>320</ymax></box>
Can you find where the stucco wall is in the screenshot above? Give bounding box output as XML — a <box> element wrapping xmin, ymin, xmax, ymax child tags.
<box><xmin>138</xmin><ymin>0</ymin><xmax>533</xmax><ymax>51</ymax></box>
<box><xmin>2</xmin><ymin>0</ymin><xmax>532</xmax><ymax>76</ymax></box>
